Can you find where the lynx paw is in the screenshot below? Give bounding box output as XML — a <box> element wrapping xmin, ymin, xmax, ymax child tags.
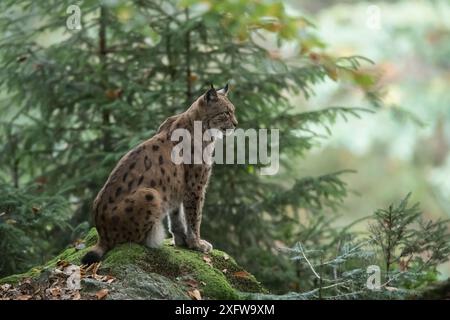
<box><xmin>188</xmin><ymin>239</ymin><xmax>213</xmax><ymax>253</ymax></box>
<box><xmin>199</xmin><ymin>239</ymin><xmax>213</xmax><ymax>253</ymax></box>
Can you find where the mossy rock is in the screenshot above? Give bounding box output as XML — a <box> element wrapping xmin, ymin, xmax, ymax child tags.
<box><xmin>0</xmin><ymin>228</ymin><xmax>267</xmax><ymax>300</ymax></box>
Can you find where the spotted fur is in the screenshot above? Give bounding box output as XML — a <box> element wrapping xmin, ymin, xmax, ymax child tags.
<box><xmin>81</xmin><ymin>85</ymin><xmax>237</xmax><ymax>264</ymax></box>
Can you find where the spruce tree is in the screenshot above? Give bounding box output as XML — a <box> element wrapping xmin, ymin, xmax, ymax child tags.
<box><xmin>0</xmin><ymin>0</ymin><xmax>383</xmax><ymax>290</ymax></box>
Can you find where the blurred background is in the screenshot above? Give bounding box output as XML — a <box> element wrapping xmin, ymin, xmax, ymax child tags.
<box><xmin>296</xmin><ymin>0</ymin><xmax>450</xmax><ymax>226</ymax></box>
<box><xmin>0</xmin><ymin>0</ymin><xmax>449</xmax><ymax>298</ymax></box>
<box><xmin>295</xmin><ymin>0</ymin><xmax>450</xmax><ymax>277</ymax></box>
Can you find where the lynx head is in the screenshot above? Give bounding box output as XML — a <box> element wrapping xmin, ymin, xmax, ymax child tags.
<box><xmin>198</xmin><ymin>84</ymin><xmax>237</xmax><ymax>133</ymax></box>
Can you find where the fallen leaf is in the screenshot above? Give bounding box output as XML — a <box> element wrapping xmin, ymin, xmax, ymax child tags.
<box><xmin>16</xmin><ymin>295</ymin><xmax>32</xmax><ymax>300</ymax></box>
<box><xmin>82</xmin><ymin>263</ymin><xmax>95</xmax><ymax>273</ymax></box>
<box><xmin>1</xmin><ymin>284</ymin><xmax>11</xmax><ymax>291</ymax></box>
<box><xmin>223</xmin><ymin>253</ymin><xmax>230</xmax><ymax>260</ymax></box>
<box><xmin>188</xmin><ymin>289</ymin><xmax>202</xmax><ymax>300</ymax></box>
<box><xmin>200</xmin><ymin>281</ymin><xmax>206</xmax><ymax>286</ymax></box>
<box><xmin>202</xmin><ymin>256</ymin><xmax>213</xmax><ymax>267</ymax></box>
<box><xmin>56</xmin><ymin>260</ymin><xmax>70</xmax><ymax>269</ymax></box>
<box><xmin>222</xmin><ymin>269</ymin><xmax>228</xmax><ymax>274</ymax></box>
<box><xmin>95</xmin><ymin>289</ymin><xmax>109</xmax><ymax>300</ymax></box>
<box><xmin>184</xmin><ymin>279</ymin><xmax>199</xmax><ymax>288</ymax></box>
<box><xmin>32</xmin><ymin>206</ymin><xmax>40</xmax><ymax>214</ymax></box>
<box><xmin>233</xmin><ymin>271</ymin><xmax>251</xmax><ymax>278</ymax></box>
<box><xmin>385</xmin><ymin>286</ymin><xmax>398</xmax><ymax>292</ymax></box>
<box><xmin>92</xmin><ymin>262</ymin><xmax>102</xmax><ymax>276</ymax></box>
<box><xmin>0</xmin><ymin>212</ymin><xmax>5</xmax><ymax>217</ymax></box>
<box><xmin>63</xmin><ymin>264</ymin><xmax>80</xmax><ymax>277</ymax></box>
<box><xmin>5</xmin><ymin>219</ymin><xmax>16</xmax><ymax>225</ymax></box>
<box><xmin>49</xmin><ymin>287</ymin><xmax>61</xmax><ymax>297</ymax></box>
<box><xmin>72</xmin><ymin>292</ymin><xmax>81</xmax><ymax>300</ymax></box>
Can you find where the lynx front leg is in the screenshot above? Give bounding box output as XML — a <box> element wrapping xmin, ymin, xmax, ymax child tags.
<box><xmin>183</xmin><ymin>191</ymin><xmax>212</xmax><ymax>253</ymax></box>
<box><xmin>168</xmin><ymin>205</ymin><xmax>188</xmax><ymax>247</ymax></box>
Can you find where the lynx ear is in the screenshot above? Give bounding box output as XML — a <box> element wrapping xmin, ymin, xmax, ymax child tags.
<box><xmin>217</xmin><ymin>83</ymin><xmax>229</xmax><ymax>96</ymax></box>
<box><xmin>205</xmin><ymin>84</ymin><xmax>218</xmax><ymax>103</ymax></box>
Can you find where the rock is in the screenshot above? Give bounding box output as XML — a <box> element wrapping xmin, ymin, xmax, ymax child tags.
<box><xmin>0</xmin><ymin>228</ymin><xmax>266</xmax><ymax>300</ymax></box>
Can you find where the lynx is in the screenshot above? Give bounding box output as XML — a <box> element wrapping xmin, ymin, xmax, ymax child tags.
<box><xmin>81</xmin><ymin>84</ymin><xmax>237</xmax><ymax>264</ymax></box>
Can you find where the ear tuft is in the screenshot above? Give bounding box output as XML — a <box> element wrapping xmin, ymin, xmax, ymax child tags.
<box><xmin>217</xmin><ymin>83</ymin><xmax>229</xmax><ymax>96</ymax></box>
<box><xmin>205</xmin><ymin>84</ymin><xmax>218</xmax><ymax>103</ymax></box>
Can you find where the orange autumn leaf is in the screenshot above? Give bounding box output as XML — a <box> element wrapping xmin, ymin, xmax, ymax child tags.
<box><xmin>233</xmin><ymin>271</ymin><xmax>251</xmax><ymax>278</ymax></box>
<box><xmin>95</xmin><ymin>288</ymin><xmax>109</xmax><ymax>300</ymax></box>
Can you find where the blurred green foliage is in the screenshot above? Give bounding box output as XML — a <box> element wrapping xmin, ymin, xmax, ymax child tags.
<box><xmin>0</xmin><ymin>0</ymin><xmax>448</xmax><ymax>297</ymax></box>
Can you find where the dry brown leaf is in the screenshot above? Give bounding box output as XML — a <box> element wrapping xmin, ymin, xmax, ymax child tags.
<box><xmin>1</xmin><ymin>284</ymin><xmax>11</xmax><ymax>291</ymax></box>
<box><xmin>95</xmin><ymin>288</ymin><xmax>109</xmax><ymax>300</ymax></box>
<box><xmin>184</xmin><ymin>279</ymin><xmax>199</xmax><ymax>288</ymax></box>
<box><xmin>56</xmin><ymin>260</ymin><xmax>70</xmax><ymax>269</ymax></box>
<box><xmin>92</xmin><ymin>262</ymin><xmax>102</xmax><ymax>275</ymax></box>
<box><xmin>233</xmin><ymin>271</ymin><xmax>251</xmax><ymax>278</ymax></box>
<box><xmin>49</xmin><ymin>287</ymin><xmax>61</xmax><ymax>297</ymax></box>
<box><xmin>202</xmin><ymin>256</ymin><xmax>212</xmax><ymax>263</ymax></box>
<box><xmin>187</xmin><ymin>289</ymin><xmax>202</xmax><ymax>300</ymax></box>
<box><xmin>72</xmin><ymin>292</ymin><xmax>81</xmax><ymax>300</ymax></box>
<box><xmin>202</xmin><ymin>256</ymin><xmax>213</xmax><ymax>267</ymax></box>
<box><xmin>16</xmin><ymin>295</ymin><xmax>32</xmax><ymax>300</ymax></box>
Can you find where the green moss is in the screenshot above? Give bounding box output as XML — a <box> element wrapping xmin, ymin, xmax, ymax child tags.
<box><xmin>141</xmin><ymin>244</ymin><xmax>239</xmax><ymax>299</ymax></box>
<box><xmin>102</xmin><ymin>244</ymin><xmax>148</xmax><ymax>270</ymax></box>
<box><xmin>0</xmin><ymin>268</ymin><xmax>40</xmax><ymax>285</ymax></box>
<box><xmin>0</xmin><ymin>228</ymin><xmax>267</xmax><ymax>300</ymax></box>
<box><xmin>0</xmin><ymin>230</ymin><xmax>96</xmax><ymax>285</ymax></box>
<box><xmin>209</xmin><ymin>251</ymin><xmax>267</xmax><ymax>294</ymax></box>
<box><xmin>83</xmin><ymin>227</ymin><xmax>99</xmax><ymax>247</ymax></box>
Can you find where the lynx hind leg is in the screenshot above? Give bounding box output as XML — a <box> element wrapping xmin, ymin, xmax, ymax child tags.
<box><xmin>127</xmin><ymin>188</ymin><xmax>167</xmax><ymax>248</ymax></box>
<box><xmin>118</xmin><ymin>187</ymin><xmax>164</xmax><ymax>244</ymax></box>
<box><xmin>168</xmin><ymin>206</ymin><xmax>188</xmax><ymax>247</ymax></box>
<box><xmin>145</xmin><ymin>220</ymin><xmax>166</xmax><ymax>248</ymax></box>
